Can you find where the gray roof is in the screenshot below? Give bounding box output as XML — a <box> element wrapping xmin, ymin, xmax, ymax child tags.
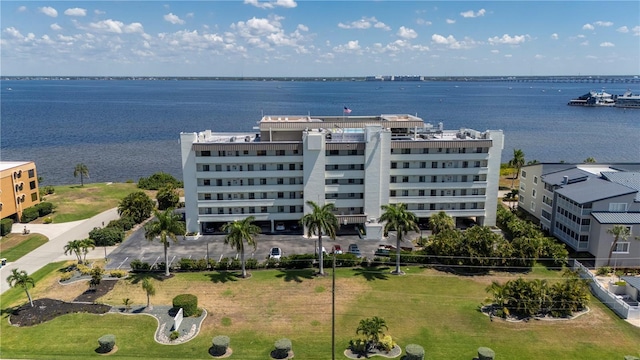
<box><xmin>554</xmin><ymin>176</ymin><xmax>637</xmax><ymax>204</ymax></box>
<box><xmin>591</xmin><ymin>212</ymin><xmax>640</xmax><ymax>224</ymax></box>
<box><xmin>542</xmin><ymin>168</ymin><xmax>593</xmax><ymax>186</ymax></box>
<box><xmin>621</xmin><ymin>276</ymin><xmax>640</xmax><ymax>291</ymax></box>
<box><xmin>602</xmin><ymin>171</ymin><xmax>640</xmax><ymax>201</ymax></box>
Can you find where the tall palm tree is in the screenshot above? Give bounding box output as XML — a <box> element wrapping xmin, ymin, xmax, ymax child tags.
<box><xmin>300</xmin><ymin>201</ymin><xmax>338</xmax><ymax>276</ymax></box>
<box><xmin>73</xmin><ymin>163</ymin><xmax>90</xmax><ymax>187</ymax></box>
<box><xmin>79</xmin><ymin>238</ymin><xmax>95</xmax><ymax>264</ymax></box>
<box><xmin>64</xmin><ymin>239</ymin><xmax>83</xmax><ymax>264</ymax></box>
<box><xmin>379</xmin><ymin>203</ymin><xmax>419</xmax><ymax>275</ymax></box>
<box><xmin>508</xmin><ymin>149</ymin><xmax>525</xmax><ymax>188</ymax></box>
<box><xmin>221</xmin><ymin>216</ymin><xmax>261</xmax><ymax>278</ymax></box>
<box><xmin>606</xmin><ymin>224</ymin><xmax>631</xmax><ymax>267</ymax></box>
<box><xmin>144</xmin><ymin>208</ymin><xmax>186</xmax><ymax>276</ymax></box>
<box><xmin>428</xmin><ymin>211</ymin><xmax>455</xmax><ymax>236</ymax></box>
<box><xmin>142</xmin><ymin>278</ymin><xmax>156</xmax><ymax>310</ymax></box>
<box><xmin>6</xmin><ymin>269</ymin><xmax>35</xmax><ymax>307</ymax></box>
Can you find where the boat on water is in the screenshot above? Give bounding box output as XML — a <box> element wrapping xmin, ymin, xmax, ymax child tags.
<box><xmin>567</xmin><ymin>90</ymin><xmax>616</xmax><ymax>107</ymax></box>
<box><xmin>614</xmin><ymin>90</ymin><xmax>640</xmax><ymax>109</ymax></box>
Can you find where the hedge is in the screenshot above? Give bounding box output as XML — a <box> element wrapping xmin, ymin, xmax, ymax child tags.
<box><xmin>0</xmin><ymin>218</ymin><xmax>13</xmax><ymax>236</ymax></box>
<box><xmin>35</xmin><ymin>202</ymin><xmax>54</xmax><ymax>217</ymax></box>
<box><xmin>20</xmin><ymin>207</ymin><xmax>39</xmax><ymax>223</ymax></box>
<box><xmin>172</xmin><ymin>294</ymin><xmax>198</xmax><ymax>317</ymax></box>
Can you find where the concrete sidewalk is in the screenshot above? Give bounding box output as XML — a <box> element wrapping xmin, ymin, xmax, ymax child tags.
<box><xmin>0</xmin><ymin>208</ymin><xmax>120</xmax><ymax>295</ymax></box>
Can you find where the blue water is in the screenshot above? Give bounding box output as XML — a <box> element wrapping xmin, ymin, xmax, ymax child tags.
<box><xmin>1</xmin><ymin>80</ymin><xmax>638</xmax><ymax>185</ymax></box>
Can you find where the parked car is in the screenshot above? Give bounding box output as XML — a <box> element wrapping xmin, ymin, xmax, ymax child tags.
<box><xmin>347</xmin><ymin>244</ymin><xmax>361</xmax><ymax>258</ymax></box>
<box><xmin>374</xmin><ymin>246</ymin><xmax>391</xmax><ymax>257</ymax></box>
<box><xmin>275</xmin><ymin>223</ymin><xmax>286</xmax><ymax>231</ymax></box>
<box><xmin>332</xmin><ymin>245</ymin><xmax>343</xmax><ymax>254</ymax></box>
<box><xmin>269</xmin><ymin>247</ymin><xmax>283</xmax><ymax>260</ymax></box>
<box><xmin>315</xmin><ymin>246</ymin><xmax>327</xmax><ymax>255</ymax></box>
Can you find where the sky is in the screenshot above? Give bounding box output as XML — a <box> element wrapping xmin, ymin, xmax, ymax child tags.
<box><xmin>1</xmin><ymin>1</ymin><xmax>639</xmax><ymax>77</ymax></box>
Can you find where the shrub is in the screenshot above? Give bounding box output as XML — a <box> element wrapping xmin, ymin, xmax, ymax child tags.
<box><xmin>245</xmin><ymin>258</ymin><xmax>258</xmax><ymax>269</ymax></box>
<box><xmin>349</xmin><ymin>339</ymin><xmax>367</xmax><ymax>354</ymax></box>
<box><xmin>130</xmin><ymin>259</ymin><xmax>151</xmax><ymax>272</ymax></box>
<box><xmin>194</xmin><ymin>258</ymin><xmax>209</xmax><ymax>271</ymax></box>
<box><xmin>478</xmin><ymin>347</ymin><xmax>495</xmax><ymax>360</ymax></box>
<box><xmin>137</xmin><ymin>172</ymin><xmax>183</xmax><ymax>190</ymax></box>
<box><xmin>109</xmin><ymin>270</ymin><xmax>127</xmax><ymax>278</ymax></box>
<box><xmin>216</xmin><ymin>258</ymin><xmax>230</xmax><ymax>271</ymax></box>
<box><xmin>179</xmin><ymin>258</ymin><xmax>195</xmax><ymax>271</ymax></box>
<box><xmin>107</xmin><ymin>216</ymin><xmax>135</xmax><ymax>231</ymax></box>
<box><xmin>77</xmin><ymin>264</ymin><xmax>92</xmax><ymax>275</ymax></box>
<box><xmin>170</xmin><ymin>331</ymin><xmax>180</xmax><ymax>341</ymax></box>
<box><xmin>89</xmin><ymin>227</ymin><xmax>125</xmax><ymax>246</ymax></box>
<box><xmin>98</xmin><ymin>334</ymin><xmax>116</xmax><ymax>353</ymax></box>
<box><xmin>20</xmin><ymin>207</ymin><xmax>39</xmax><ymax>223</ymax></box>
<box><xmin>207</xmin><ymin>258</ymin><xmax>217</xmax><ymax>269</ymax></box>
<box><xmin>405</xmin><ymin>344</ymin><xmax>425</xmax><ymax>360</ymax></box>
<box><xmin>281</xmin><ymin>254</ymin><xmax>314</xmax><ymax>269</ymax></box>
<box><xmin>0</xmin><ymin>218</ymin><xmax>13</xmax><ymax>236</ymax></box>
<box><xmin>172</xmin><ymin>294</ymin><xmax>198</xmax><ymax>317</ymax></box>
<box><xmin>43</xmin><ymin>217</ymin><xmax>53</xmax><ymax>224</ymax></box>
<box><xmin>229</xmin><ymin>258</ymin><xmax>241</xmax><ymax>270</ymax></box>
<box><xmin>156</xmin><ymin>184</ymin><xmax>180</xmax><ymax>210</ymax></box>
<box><xmin>35</xmin><ymin>202</ymin><xmax>54</xmax><ymax>217</ymax></box>
<box><xmin>211</xmin><ymin>335</ymin><xmax>230</xmax><ymax>356</ymax></box>
<box><xmin>273</xmin><ymin>338</ymin><xmax>292</xmax><ymax>359</ymax></box>
<box><xmin>264</xmin><ymin>258</ymin><xmax>280</xmax><ymax>269</ymax></box>
<box><xmin>378</xmin><ymin>334</ymin><xmax>395</xmax><ymax>352</ymax></box>
<box><xmin>60</xmin><ymin>272</ymin><xmax>73</xmax><ymax>281</ymax></box>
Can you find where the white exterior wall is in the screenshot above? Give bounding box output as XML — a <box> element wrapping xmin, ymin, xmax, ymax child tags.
<box><xmin>483</xmin><ymin>130</ymin><xmax>504</xmax><ymax>226</ymax></box>
<box><xmin>180</xmin><ymin>132</ymin><xmax>199</xmax><ymax>234</ymax></box>
<box><xmin>363</xmin><ymin>125</ymin><xmax>390</xmax><ymax>220</ymax></box>
<box><xmin>303</xmin><ymin>130</ymin><xmax>327</xmax><ymax>209</ymax></box>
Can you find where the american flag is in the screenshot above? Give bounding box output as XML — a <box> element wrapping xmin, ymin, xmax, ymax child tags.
<box><xmin>343</xmin><ymin>106</ymin><xmax>352</xmax><ymax>114</ymax></box>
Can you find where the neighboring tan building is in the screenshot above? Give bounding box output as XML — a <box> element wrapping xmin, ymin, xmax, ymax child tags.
<box><xmin>0</xmin><ymin>161</ymin><xmax>40</xmax><ymax>221</ymax></box>
<box><xmin>180</xmin><ymin>114</ymin><xmax>503</xmax><ymax>240</ymax></box>
<box><xmin>518</xmin><ymin>163</ymin><xmax>640</xmax><ymax>267</ymax></box>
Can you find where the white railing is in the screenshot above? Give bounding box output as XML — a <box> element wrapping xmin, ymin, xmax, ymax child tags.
<box><xmin>572</xmin><ymin>260</ymin><xmax>639</xmax><ymax>320</ymax></box>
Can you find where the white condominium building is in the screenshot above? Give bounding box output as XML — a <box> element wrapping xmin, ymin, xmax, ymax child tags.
<box><xmin>180</xmin><ymin>114</ymin><xmax>503</xmax><ymax>239</ymax></box>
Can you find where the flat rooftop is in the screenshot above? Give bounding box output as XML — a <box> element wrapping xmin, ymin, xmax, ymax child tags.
<box><xmin>0</xmin><ymin>161</ymin><xmax>32</xmax><ymax>172</ymax></box>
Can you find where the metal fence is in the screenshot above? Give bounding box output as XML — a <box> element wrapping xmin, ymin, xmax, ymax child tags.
<box><xmin>572</xmin><ymin>260</ymin><xmax>640</xmax><ymax>320</ymax></box>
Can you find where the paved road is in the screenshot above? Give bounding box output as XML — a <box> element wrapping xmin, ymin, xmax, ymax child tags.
<box><xmin>0</xmin><ymin>208</ymin><xmax>120</xmax><ymax>294</ymax></box>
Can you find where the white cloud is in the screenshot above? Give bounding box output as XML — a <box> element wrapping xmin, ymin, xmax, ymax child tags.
<box><xmin>338</xmin><ymin>17</ymin><xmax>389</xmax><ymax>31</ymax></box>
<box><xmin>616</xmin><ymin>26</ymin><xmax>629</xmax><ymax>33</ymax></box>
<box><xmin>297</xmin><ymin>24</ymin><xmax>308</xmax><ymax>32</ymax></box>
<box><xmin>431</xmin><ymin>33</ymin><xmax>476</xmax><ymax>49</ymax></box>
<box><xmin>488</xmin><ymin>34</ymin><xmax>528</xmax><ymax>45</ymax></box>
<box><xmin>164</xmin><ymin>13</ymin><xmax>185</xmax><ymax>25</ymax></box>
<box><xmin>18</xmin><ymin>6</ymin><xmax>27</xmax><ymax>12</ymax></box>
<box><xmin>580</xmin><ymin>41</ymin><xmax>589</xmax><ymax>46</ymax></box>
<box><xmin>397</xmin><ymin>26</ymin><xmax>417</xmax><ymax>39</ymax></box>
<box><xmin>333</xmin><ymin>40</ymin><xmax>361</xmax><ymax>53</ymax></box>
<box><xmin>599</xmin><ymin>42</ymin><xmax>614</xmax><ymax>47</ymax></box>
<box><xmin>39</xmin><ymin>7</ymin><xmax>58</xmax><ymax>17</ymax></box>
<box><xmin>582</xmin><ymin>23</ymin><xmax>594</xmax><ymax>31</ymax></box>
<box><xmin>594</xmin><ymin>21</ymin><xmax>613</xmax><ymax>27</ymax></box>
<box><xmin>534</xmin><ymin>54</ymin><xmax>545</xmax><ymax>59</ymax></box>
<box><xmin>551</xmin><ymin>33</ymin><xmax>559</xmax><ymax>40</ymax></box>
<box><xmin>460</xmin><ymin>9</ymin><xmax>485</xmax><ymax>18</ymax></box>
<box><xmin>88</xmin><ymin>19</ymin><xmax>144</xmax><ymax>34</ymax></box>
<box><xmin>416</xmin><ymin>19</ymin><xmax>432</xmax><ymax>26</ymax></box>
<box><xmin>504</xmin><ymin>54</ymin><xmax>512</xmax><ymax>58</ymax></box>
<box><xmin>244</xmin><ymin>0</ymin><xmax>297</xmax><ymax>9</ymax></box>
<box><xmin>94</xmin><ymin>9</ymin><xmax>105</xmax><ymax>15</ymax></box>
<box><xmin>4</xmin><ymin>27</ymin><xmax>24</xmax><ymax>39</ymax></box>
<box><xmin>446</xmin><ymin>19</ymin><xmax>456</xmax><ymax>24</ymax></box>
<box><xmin>490</xmin><ymin>49</ymin><xmax>499</xmax><ymax>54</ymax></box>
<box><xmin>633</xmin><ymin>26</ymin><xmax>640</xmax><ymax>36</ymax></box>
<box><xmin>51</xmin><ymin>23</ymin><xmax>62</xmax><ymax>31</ymax></box>
<box><xmin>65</xmin><ymin>8</ymin><xmax>87</xmax><ymax>17</ymax></box>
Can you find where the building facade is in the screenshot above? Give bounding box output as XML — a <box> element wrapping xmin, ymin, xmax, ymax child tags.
<box><xmin>0</xmin><ymin>161</ymin><xmax>40</xmax><ymax>221</ymax></box>
<box><xmin>180</xmin><ymin>114</ymin><xmax>503</xmax><ymax>240</ymax></box>
<box><xmin>518</xmin><ymin>163</ymin><xmax>640</xmax><ymax>267</ymax></box>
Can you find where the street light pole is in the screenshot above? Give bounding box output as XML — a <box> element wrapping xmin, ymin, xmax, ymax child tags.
<box><xmin>332</xmin><ymin>249</ymin><xmax>336</xmax><ymax>360</ymax></box>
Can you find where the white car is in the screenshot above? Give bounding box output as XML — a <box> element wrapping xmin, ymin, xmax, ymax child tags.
<box><xmin>315</xmin><ymin>246</ymin><xmax>327</xmax><ymax>255</ymax></box>
<box><xmin>269</xmin><ymin>247</ymin><xmax>283</xmax><ymax>260</ymax></box>
<box><xmin>275</xmin><ymin>223</ymin><xmax>286</xmax><ymax>231</ymax></box>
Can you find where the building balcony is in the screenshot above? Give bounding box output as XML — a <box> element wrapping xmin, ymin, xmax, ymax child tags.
<box><xmin>325</xmin><ymin>156</ymin><xmax>365</xmax><ymax>165</ymax></box>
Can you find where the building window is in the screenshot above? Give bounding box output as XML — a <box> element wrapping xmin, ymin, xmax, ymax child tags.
<box><xmin>419</xmin><ymin>190</ymin><xmax>425</xmax><ymax>196</ymax></box>
<box><xmin>28</xmin><ymin>169</ymin><xmax>35</xmax><ymax>178</ymax></box>
<box><xmin>609</xmin><ymin>203</ymin><xmax>627</xmax><ymax>212</ymax></box>
<box><xmin>277</xmin><ymin>164</ymin><xmax>284</xmax><ymax>170</ymax></box>
<box><xmin>277</xmin><ymin>178</ymin><xmax>284</xmax><ymax>184</ymax></box>
<box><xmin>613</xmin><ymin>242</ymin><xmax>630</xmax><ymax>253</ymax></box>
<box><xmin>278</xmin><ymin>206</ymin><xmax>284</xmax><ymax>213</ymax></box>
<box><xmin>289</xmin><ymin>164</ymin><xmax>296</xmax><ymax>170</ymax></box>
<box><xmin>532</xmin><ymin>189</ymin><xmax>536</xmax><ymax>198</ymax></box>
<box><xmin>402</xmin><ymin>148</ymin><xmax>411</xmax><ymax>154</ymax></box>
<box><xmin>390</xmin><ymin>190</ymin><xmax>396</xmax><ymax>197</ymax></box>
<box><xmin>390</xmin><ymin>176</ymin><xmax>397</xmax><ymax>183</ymax></box>
<box><xmin>402</xmin><ymin>176</ymin><xmax>409</xmax><ymax>183</ymax></box>
<box><xmin>420</xmin><ymin>162</ymin><xmax>426</xmax><ymax>168</ymax></box>
<box><xmin>531</xmin><ymin>202</ymin><xmax>536</xmax><ymax>212</ymax></box>
<box><xmin>261</xmin><ymin>207</ymin><xmax>267</xmax><ymax>213</ymax></box>
<box><xmin>257</xmin><ymin>150</ymin><xmax>266</xmax><ymax>156</ymax></box>
<box><xmin>403</xmin><ymin>162</ymin><xmax>410</xmax><ymax>169</ymax></box>
<box><xmin>29</xmin><ymin>181</ymin><xmax>36</xmax><ymax>190</ymax></box>
<box><xmin>278</xmin><ymin>192</ymin><xmax>284</xmax><ymax>198</ymax></box>
<box><xmin>290</xmin><ymin>206</ymin><xmax>296</xmax><ymax>213</ymax></box>
<box><xmin>402</xmin><ymin>190</ymin><xmax>409</xmax><ymax>197</ymax></box>
<box><xmin>289</xmin><ymin>178</ymin><xmax>296</xmax><ymax>185</ymax></box>
<box><xmin>533</xmin><ymin>176</ymin><xmax>538</xmax><ymax>184</ymax></box>
<box><xmin>260</xmin><ymin>164</ymin><xmax>267</xmax><ymax>171</ymax></box>
<box><xmin>391</xmin><ymin>162</ymin><xmax>397</xmax><ymax>169</ymax></box>
<box><xmin>249</xmin><ymin>207</ymin><xmax>255</xmax><ymax>213</ymax></box>
<box><xmin>521</xmin><ymin>170</ymin><xmax>527</xmax><ymax>178</ymax></box>
<box><xmin>248</xmin><ymin>164</ymin><xmax>254</xmax><ymax>171</ymax></box>
<box><xmin>419</xmin><ymin>176</ymin><xmax>425</xmax><ymax>182</ymax></box>
<box><xmin>431</xmin><ymin>162</ymin><xmax>438</xmax><ymax>169</ymax></box>
<box><xmin>31</xmin><ymin>193</ymin><xmax>38</xmax><ymax>201</ymax></box>
<box><xmin>204</xmin><ymin>193</ymin><xmax>212</xmax><ymax>200</ymax></box>
<box><xmin>249</xmin><ymin>193</ymin><xmax>255</xmax><ymax>199</ymax></box>
<box><xmin>200</xmin><ymin>150</ymin><xmax>211</xmax><ymax>157</ymax></box>
<box><xmin>260</xmin><ymin>178</ymin><xmax>267</xmax><ymax>185</ymax></box>
<box><xmin>203</xmin><ymin>179</ymin><xmax>211</xmax><ymax>186</ymax></box>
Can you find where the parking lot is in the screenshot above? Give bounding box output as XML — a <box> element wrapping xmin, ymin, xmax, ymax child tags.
<box><xmin>105</xmin><ymin>227</ymin><xmax>418</xmax><ymax>270</ymax></box>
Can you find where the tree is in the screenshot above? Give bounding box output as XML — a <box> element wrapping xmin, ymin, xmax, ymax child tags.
<box><xmin>156</xmin><ymin>184</ymin><xmax>180</xmax><ymax>210</ymax></box>
<box><xmin>508</xmin><ymin>149</ymin><xmax>525</xmax><ymax>187</ymax></box>
<box><xmin>6</xmin><ymin>269</ymin><xmax>35</xmax><ymax>307</ymax></box>
<box><xmin>89</xmin><ymin>267</ymin><xmax>104</xmax><ymax>289</ymax></box>
<box><xmin>144</xmin><ymin>208</ymin><xmax>186</xmax><ymax>276</ymax></box>
<box><xmin>299</xmin><ymin>201</ymin><xmax>338</xmax><ymax>276</ymax></box>
<box><xmin>221</xmin><ymin>216</ymin><xmax>260</xmax><ymax>278</ymax></box>
<box><xmin>79</xmin><ymin>238</ymin><xmax>95</xmax><ymax>264</ymax></box>
<box><xmin>118</xmin><ymin>191</ymin><xmax>155</xmax><ymax>224</ymax></box>
<box><xmin>606</xmin><ymin>225</ymin><xmax>631</xmax><ymax>267</ymax></box>
<box><xmin>73</xmin><ymin>163</ymin><xmax>90</xmax><ymax>187</ymax></box>
<box><xmin>142</xmin><ymin>278</ymin><xmax>156</xmax><ymax>310</ymax></box>
<box><xmin>64</xmin><ymin>239</ymin><xmax>83</xmax><ymax>264</ymax></box>
<box><xmin>356</xmin><ymin>316</ymin><xmax>388</xmax><ymax>352</ymax></box>
<box><xmin>428</xmin><ymin>211</ymin><xmax>455</xmax><ymax>236</ymax></box>
<box><xmin>379</xmin><ymin>203</ymin><xmax>419</xmax><ymax>275</ymax></box>
<box><xmin>583</xmin><ymin>157</ymin><xmax>597</xmax><ymax>163</ymax></box>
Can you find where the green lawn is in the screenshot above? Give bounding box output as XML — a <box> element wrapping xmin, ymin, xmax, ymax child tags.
<box><xmin>0</xmin><ymin>234</ymin><xmax>48</xmax><ymax>262</ymax></box>
<box><xmin>37</xmin><ymin>183</ymin><xmax>153</xmax><ymax>223</ymax></box>
<box><xmin>1</xmin><ymin>264</ymin><xmax>639</xmax><ymax>360</ymax></box>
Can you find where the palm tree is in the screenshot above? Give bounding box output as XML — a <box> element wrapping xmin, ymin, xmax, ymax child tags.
<box><xmin>141</xmin><ymin>278</ymin><xmax>156</xmax><ymax>310</ymax></box>
<box><xmin>221</xmin><ymin>216</ymin><xmax>261</xmax><ymax>278</ymax></box>
<box><xmin>79</xmin><ymin>238</ymin><xmax>95</xmax><ymax>264</ymax></box>
<box><xmin>64</xmin><ymin>239</ymin><xmax>83</xmax><ymax>264</ymax></box>
<box><xmin>379</xmin><ymin>203</ymin><xmax>419</xmax><ymax>275</ymax></box>
<box><xmin>144</xmin><ymin>208</ymin><xmax>186</xmax><ymax>276</ymax></box>
<box><xmin>356</xmin><ymin>316</ymin><xmax>388</xmax><ymax>352</ymax></box>
<box><xmin>428</xmin><ymin>211</ymin><xmax>455</xmax><ymax>236</ymax></box>
<box><xmin>300</xmin><ymin>201</ymin><xmax>338</xmax><ymax>276</ymax></box>
<box><xmin>606</xmin><ymin>224</ymin><xmax>631</xmax><ymax>267</ymax></box>
<box><xmin>508</xmin><ymin>149</ymin><xmax>525</xmax><ymax>188</ymax></box>
<box><xmin>6</xmin><ymin>269</ymin><xmax>35</xmax><ymax>307</ymax></box>
<box><xmin>73</xmin><ymin>163</ymin><xmax>90</xmax><ymax>187</ymax></box>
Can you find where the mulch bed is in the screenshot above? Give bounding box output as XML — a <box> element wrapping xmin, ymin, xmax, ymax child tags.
<box><xmin>74</xmin><ymin>279</ymin><xmax>119</xmax><ymax>302</ymax></box>
<box><xmin>8</xmin><ymin>298</ymin><xmax>111</xmax><ymax>327</ymax></box>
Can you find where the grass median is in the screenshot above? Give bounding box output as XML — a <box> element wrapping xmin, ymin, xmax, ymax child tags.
<box><xmin>0</xmin><ymin>233</ymin><xmax>48</xmax><ymax>262</ymax></box>
<box><xmin>2</xmin><ymin>263</ymin><xmax>639</xmax><ymax>359</ymax></box>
